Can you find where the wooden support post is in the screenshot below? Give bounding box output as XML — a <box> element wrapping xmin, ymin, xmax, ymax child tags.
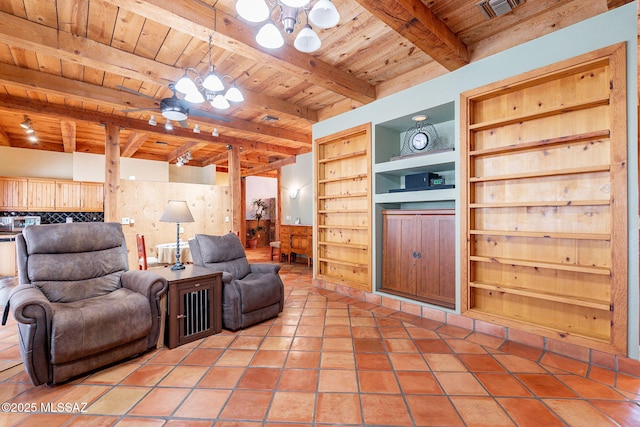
<box><xmin>104</xmin><ymin>124</ymin><xmax>120</xmax><ymax>223</ymax></box>
<box><xmin>276</xmin><ymin>167</ymin><xmax>282</xmax><ymax>243</ymax></box>
<box><xmin>228</xmin><ymin>145</ymin><xmax>242</xmax><ymax>242</ymax></box>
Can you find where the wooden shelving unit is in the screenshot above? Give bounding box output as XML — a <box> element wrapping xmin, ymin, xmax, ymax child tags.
<box><xmin>460</xmin><ymin>44</ymin><xmax>628</xmax><ymax>355</ymax></box>
<box><xmin>315</xmin><ymin>123</ymin><xmax>372</xmax><ymax>291</ymax></box>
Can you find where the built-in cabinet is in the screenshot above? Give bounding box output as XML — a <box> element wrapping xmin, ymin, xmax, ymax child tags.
<box><xmin>315</xmin><ymin>123</ymin><xmax>372</xmax><ymax>291</ymax></box>
<box><xmin>381</xmin><ymin>210</ymin><xmax>455</xmax><ymax>309</ymax></box>
<box><xmin>460</xmin><ymin>43</ymin><xmax>627</xmax><ymax>355</ymax></box>
<box><xmin>0</xmin><ymin>177</ymin><xmax>104</xmax><ymax>212</ymax></box>
<box><xmin>373</xmin><ymin>103</ymin><xmax>457</xmax><ymax>309</ymax></box>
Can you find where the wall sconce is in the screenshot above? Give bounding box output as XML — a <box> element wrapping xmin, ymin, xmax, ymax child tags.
<box><xmin>289</xmin><ymin>188</ymin><xmax>299</xmax><ymax>199</ymax></box>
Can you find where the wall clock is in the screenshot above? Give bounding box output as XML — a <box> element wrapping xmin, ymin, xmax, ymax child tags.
<box><xmin>399</xmin><ymin>120</ymin><xmax>442</xmax><ymax>157</ymax></box>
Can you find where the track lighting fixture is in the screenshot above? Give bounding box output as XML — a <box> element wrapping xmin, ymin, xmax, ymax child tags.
<box><xmin>165</xmin><ymin>120</ymin><xmax>173</xmax><ymax>131</ymax></box>
<box><xmin>20</xmin><ymin>115</ymin><xmax>32</xmax><ymax>129</ymax></box>
<box><xmin>148</xmin><ymin>115</ymin><xmax>157</xmax><ymax>126</ymax></box>
<box><xmin>212</xmin><ymin>128</ymin><xmax>219</xmax><ymax>137</ymax></box>
<box><xmin>193</xmin><ymin>124</ymin><xmax>200</xmax><ymax>134</ymax></box>
<box><xmin>237</xmin><ymin>0</ymin><xmax>340</xmax><ymax>53</ymax></box>
<box><xmin>20</xmin><ymin>115</ymin><xmax>37</xmax><ymax>143</ymax></box>
<box><xmin>176</xmin><ymin>151</ymin><xmax>193</xmax><ymax>167</ymax></box>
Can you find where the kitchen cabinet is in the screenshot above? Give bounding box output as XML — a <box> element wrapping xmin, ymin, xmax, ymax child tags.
<box><xmin>381</xmin><ymin>209</ymin><xmax>455</xmax><ymax>309</ymax></box>
<box><xmin>27</xmin><ymin>179</ymin><xmax>56</xmax><ymax>211</ymax></box>
<box><xmin>0</xmin><ymin>177</ymin><xmax>27</xmax><ymax>210</ymax></box>
<box><xmin>55</xmin><ymin>180</ymin><xmax>81</xmax><ymax>211</ymax></box>
<box><xmin>315</xmin><ymin>123</ymin><xmax>371</xmax><ymax>290</ymax></box>
<box><xmin>80</xmin><ymin>182</ymin><xmax>104</xmax><ymax>212</ymax></box>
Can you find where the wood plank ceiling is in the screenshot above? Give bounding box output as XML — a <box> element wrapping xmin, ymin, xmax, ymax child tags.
<box><xmin>0</xmin><ymin>0</ymin><xmax>629</xmax><ymax>177</ymax></box>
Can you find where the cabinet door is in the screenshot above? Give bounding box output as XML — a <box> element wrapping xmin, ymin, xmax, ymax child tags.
<box><xmin>291</xmin><ymin>226</ymin><xmax>312</xmax><ymax>256</ymax></box>
<box><xmin>27</xmin><ymin>179</ymin><xmax>56</xmax><ymax>211</ymax></box>
<box><xmin>0</xmin><ymin>177</ymin><xmax>27</xmax><ymax>210</ymax></box>
<box><xmin>417</xmin><ymin>214</ymin><xmax>455</xmax><ymax>308</ymax></box>
<box><xmin>381</xmin><ymin>214</ymin><xmax>417</xmax><ymax>295</ymax></box>
<box><xmin>80</xmin><ymin>183</ymin><xmax>104</xmax><ymax>211</ymax></box>
<box><xmin>55</xmin><ymin>181</ymin><xmax>81</xmax><ymax>211</ymax></box>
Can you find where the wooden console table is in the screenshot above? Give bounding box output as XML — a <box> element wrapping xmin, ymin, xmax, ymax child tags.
<box><xmin>153</xmin><ymin>265</ymin><xmax>222</xmax><ymax>349</ymax></box>
<box><xmin>280</xmin><ymin>224</ymin><xmax>312</xmax><ymax>267</ymax></box>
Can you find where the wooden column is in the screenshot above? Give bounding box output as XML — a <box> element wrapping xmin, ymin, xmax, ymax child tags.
<box><xmin>228</xmin><ymin>145</ymin><xmax>243</xmax><ymax>242</ymax></box>
<box><xmin>276</xmin><ymin>167</ymin><xmax>282</xmax><ymax>242</ymax></box>
<box><xmin>104</xmin><ymin>124</ymin><xmax>120</xmax><ymax>222</ymax></box>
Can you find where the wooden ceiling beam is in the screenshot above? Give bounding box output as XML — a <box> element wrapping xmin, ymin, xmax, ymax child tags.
<box><xmin>0</xmin><ymin>94</ymin><xmax>301</xmax><ymax>157</ymax></box>
<box><xmin>0</xmin><ymin>11</ymin><xmax>315</xmax><ymax>123</ymax></box>
<box><xmin>0</xmin><ymin>63</ymin><xmax>310</xmax><ymax>145</ymax></box>
<box><xmin>121</xmin><ymin>132</ymin><xmax>149</xmax><ymax>157</ymax></box>
<box><xmin>0</xmin><ymin>127</ymin><xmax>10</xmax><ymax>146</ymax></box>
<box><xmin>202</xmin><ymin>151</ymin><xmax>230</xmax><ymax>167</ymax></box>
<box><xmin>242</xmin><ymin>156</ymin><xmax>297</xmax><ymax>177</ymax></box>
<box><xmin>60</xmin><ymin>120</ymin><xmax>77</xmax><ymax>153</ymax></box>
<box><xmin>354</xmin><ymin>0</ymin><xmax>469</xmax><ymax>70</ymax></box>
<box><xmin>105</xmin><ymin>0</ymin><xmax>377</xmax><ymax>104</ymax></box>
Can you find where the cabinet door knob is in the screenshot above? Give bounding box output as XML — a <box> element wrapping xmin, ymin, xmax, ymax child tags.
<box><xmin>412</xmin><ymin>251</ymin><xmax>421</xmax><ymax>259</ymax></box>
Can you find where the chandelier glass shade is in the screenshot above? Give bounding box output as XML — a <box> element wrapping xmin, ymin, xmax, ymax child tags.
<box><xmin>236</xmin><ymin>0</ymin><xmax>340</xmax><ymax>53</ymax></box>
<box><xmin>173</xmin><ymin>36</ymin><xmax>244</xmax><ymax>110</ymax></box>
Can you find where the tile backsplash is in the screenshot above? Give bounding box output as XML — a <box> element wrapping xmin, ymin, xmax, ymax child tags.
<box><xmin>0</xmin><ymin>211</ymin><xmax>104</xmax><ymax>224</ymax></box>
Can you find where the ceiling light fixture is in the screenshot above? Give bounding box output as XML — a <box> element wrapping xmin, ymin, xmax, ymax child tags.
<box><xmin>173</xmin><ymin>34</ymin><xmax>244</xmax><ymax>110</ymax></box>
<box><xmin>176</xmin><ymin>151</ymin><xmax>193</xmax><ymax>167</ymax></box>
<box><xmin>148</xmin><ymin>115</ymin><xmax>157</xmax><ymax>126</ymax></box>
<box><xmin>20</xmin><ymin>115</ymin><xmax>32</xmax><ymax>129</ymax></box>
<box><xmin>212</xmin><ymin>128</ymin><xmax>219</xmax><ymax>137</ymax></box>
<box><xmin>237</xmin><ymin>0</ymin><xmax>340</xmax><ymax>53</ymax></box>
<box><xmin>193</xmin><ymin>124</ymin><xmax>200</xmax><ymax>133</ymax></box>
<box><xmin>165</xmin><ymin>119</ymin><xmax>174</xmax><ymax>131</ymax></box>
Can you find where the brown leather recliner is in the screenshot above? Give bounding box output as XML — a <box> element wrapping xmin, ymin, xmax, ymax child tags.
<box><xmin>7</xmin><ymin>222</ymin><xmax>168</xmax><ymax>386</ymax></box>
<box><xmin>189</xmin><ymin>232</ymin><xmax>284</xmax><ymax>331</ymax></box>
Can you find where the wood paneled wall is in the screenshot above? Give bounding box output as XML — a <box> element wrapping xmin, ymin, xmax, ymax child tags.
<box><xmin>117</xmin><ymin>180</ymin><xmax>231</xmax><ymax>269</ymax></box>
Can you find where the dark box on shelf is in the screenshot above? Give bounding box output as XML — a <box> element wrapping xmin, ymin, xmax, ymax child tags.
<box><xmin>406</xmin><ymin>172</ymin><xmax>438</xmax><ymax>189</ymax></box>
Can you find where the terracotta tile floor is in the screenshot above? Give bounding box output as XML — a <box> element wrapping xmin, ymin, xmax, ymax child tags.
<box><xmin>0</xmin><ymin>247</ymin><xmax>639</xmax><ymax>426</ymax></box>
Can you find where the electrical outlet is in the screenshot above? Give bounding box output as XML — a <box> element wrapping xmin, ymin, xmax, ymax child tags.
<box><xmin>121</xmin><ymin>217</ymin><xmax>130</xmax><ymax>225</ymax></box>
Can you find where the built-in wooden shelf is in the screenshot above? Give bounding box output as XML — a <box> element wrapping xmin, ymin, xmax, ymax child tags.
<box><xmin>469</xmin><ymin>130</ymin><xmax>610</xmax><ymax>157</ymax></box>
<box><xmin>470</xmin><ymin>255</ymin><xmax>610</xmax><ymax>276</ymax></box>
<box><xmin>469</xmin><ymin>281</ymin><xmax>610</xmax><ymax>311</ymax></box>
<box><xmin>469</xmin><ymin>229</ymin><xmax>611</xmax><ymax>241</ymax></box>
<box><xmin>470</xmin><ymin>165</ymin><xmax>610</xmax><ymax>182</ymax></box>
<box><xmin>468</xmin><ymin>96</ymin><xmax>610</xmax><ymax>132</ymax></box>
<box><xmin>318</xmin><ymin>173</ymin><xmax>368</xmax><ymax>184</ymax></box>
<box><xmin>469</xmin><ymin>200</ymin><xmax>610</xmax><ymax>208</ymax></box>
<box><xmin>317</xmin><ymin>149</ymin><xmax>367</xmax><ymax>163</ymax></box>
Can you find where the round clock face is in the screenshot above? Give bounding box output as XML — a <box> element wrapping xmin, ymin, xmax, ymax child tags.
<box><xmin>411</xmin><ymin>132</ymin><xmax>429</xmax><ymax>150</ymax></box>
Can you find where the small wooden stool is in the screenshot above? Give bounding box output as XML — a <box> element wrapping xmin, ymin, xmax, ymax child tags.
<box><xmin>269</xmin><ymin>241</ymin><xmax>281</xmax><ymax>261</ymax></box>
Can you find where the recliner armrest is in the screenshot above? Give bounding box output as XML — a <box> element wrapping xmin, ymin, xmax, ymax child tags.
<box><xmin>250</xmin><ymin>263</ymin><xmax>281</xmax><ymax>275</ymax></box>
<box><xmin>221</xmin><ymin>271</ymin><xmax>234</xmax><ymax>284</ymax></box>
<box><xmin>9</xmin><ymin>284</ymin><xmax>53</xmax><ymax>324</ymax></box>
<box><xmin>121</xmin><ymin>270</ymin><xmax>168</xmax><ymax>300</ymax></box>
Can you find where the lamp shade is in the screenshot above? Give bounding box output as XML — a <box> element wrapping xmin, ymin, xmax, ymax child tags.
<box><xmin>309</xmin><ymin>0</ymin><xmax>340</xmax><ymax>29</ymax></box>
<box><xmin>160</xmin><ymin>200</ymin><xmax>194</xmax><ymax>223</ymax></box>
<box><xmin>236</xmin><ymin>0</ymin><xmax>270</xmax><ymax>23</ymax></box>
<box><xmin>256</xmin><ymin>21</ymin><xmax>285</xmax><ymax>49</ymax></box>
<box><xmin>211</xmin><ymin>94</ymin><xmax>231</xmax><ymax>110</ymax></box>
<box><xmin>280</xmin><ymin>0</ymin><xmax>310</xmax><ymax>7</ymax></box>
<box><xmin>294</xmin><ymin>25</ymin><xmax>321</xmax><ymax>53</ymax></box>
<box><xmin>174</xmin><ymin>74</ymin><xmax>199</xmax><ymax>95</ymax></box>
<box><xmin>225</xmin><ymin>85</ymin><xmax>245</xmax><ymax>103</ymax></box>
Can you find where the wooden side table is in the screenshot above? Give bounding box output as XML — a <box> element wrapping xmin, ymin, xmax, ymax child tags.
<box><xmin>153</xmin><ymin>265</ymin><xmax>223</xmax><ymax>349</ymax></box>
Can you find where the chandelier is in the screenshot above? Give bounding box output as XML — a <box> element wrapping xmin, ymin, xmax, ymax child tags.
<box><xmin>173</xmin><ymin>35</ymin><xmax>244</xmax><ymax>110</ymax></box>
<box><xmin>236</xmin><ymin>0</ymin><xmax>340</xmax><ymax>53</ymax></box>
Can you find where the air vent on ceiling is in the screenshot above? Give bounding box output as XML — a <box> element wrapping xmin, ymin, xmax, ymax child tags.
<box><xmin>262</xmin><ymin>115</ymin><xmax>279</xmax><ymax>122</ymax></box>
<box><xmin>476</xmin><ymin>0</ymin><xmax>524</xmax><ymax>19</ymax></box>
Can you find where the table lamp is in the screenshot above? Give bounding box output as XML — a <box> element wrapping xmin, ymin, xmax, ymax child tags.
<box><xmin>159</xmin><ymin>200</ymin><xmax>194</xmax><ymax>270</ymax></box>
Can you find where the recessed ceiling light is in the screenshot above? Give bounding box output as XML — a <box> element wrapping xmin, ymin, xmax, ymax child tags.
<box><xmin>412</xmin><ymin>114</ymin><xmax>428</xmax><ymax>121</ymax></box>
